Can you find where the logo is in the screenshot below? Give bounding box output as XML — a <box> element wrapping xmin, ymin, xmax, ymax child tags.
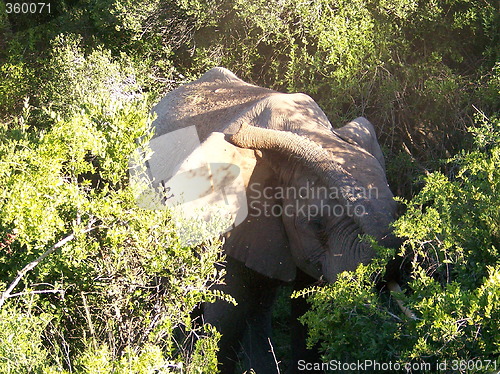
<box><xmin>129</xmin><ymin>126</ymin><xmax>248</xmax><ymax>245</ymax></box>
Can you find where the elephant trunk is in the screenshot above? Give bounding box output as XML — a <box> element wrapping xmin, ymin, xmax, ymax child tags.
<box><xmin>229</xmin><ymin>123</ymin><xmax>393</xmax><ymax>240</ymax></box>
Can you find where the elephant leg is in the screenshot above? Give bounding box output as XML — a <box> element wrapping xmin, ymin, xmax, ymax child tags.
<box><xmin>289</xmin><ymin>269</ymin><xmax>323</xmax><ymax>373</ymax></box>
<box><xmin>241</xmin><ymin>277</ymin><xmax>281</xmax><ymax>374</ymax></box>
<box><xmin>204</xmin><ymin>257</ymin><xmax>282</xmax><ymax>374</ymax></box>
<box><xmin>204</xmin><ymin>257</ymin><xmax>251</xmax><ymax>373</ymax></box>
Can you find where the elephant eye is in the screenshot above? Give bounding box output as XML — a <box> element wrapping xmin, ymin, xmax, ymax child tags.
<box><xmin>310</xmin><ymin>219</ymin><xmax>328</xmax><ymax>246</ymax></box>
<box><xmin>309</xmin><ymin>219</ymin><xmax>324</xmax><ymax>230</ymax></box>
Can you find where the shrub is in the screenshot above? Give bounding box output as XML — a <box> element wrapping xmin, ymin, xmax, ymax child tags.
<box><xmin>0</xmin><ymin>37</ymin><xmax>225</xmax><ymax>372</ymax></box>
<box><xmin>0</xmin><ymin>306</ymin><xmax>51</xmax><ymax>374</ymax></box>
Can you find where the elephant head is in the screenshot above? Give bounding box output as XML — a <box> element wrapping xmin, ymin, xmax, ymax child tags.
<box><xmin>224</xmin><ymin>117</ymin><xmax>397</xmax><ymax>283</ymax></box>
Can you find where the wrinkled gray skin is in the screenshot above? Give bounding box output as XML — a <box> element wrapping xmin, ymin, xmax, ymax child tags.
<box><xmin>151</xmin><ymin>67</ymin><xmax>398</xmax><ymax>373</ymax></box>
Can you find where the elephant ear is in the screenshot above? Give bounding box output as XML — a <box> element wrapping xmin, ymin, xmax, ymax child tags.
<box><xmin>332</xmin><ymin>117</ymin><xmax>386</xmax><ymax>171</ymax></box>
<box><xmin>224</xmin><ymin>158</ymin><xmax>296</xmax><ymax>282</ymax></box>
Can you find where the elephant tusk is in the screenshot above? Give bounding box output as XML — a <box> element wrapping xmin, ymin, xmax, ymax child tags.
<box><xmin>387</xmin><ymin>281</ymin><xmax>417</xmax><ymax>320</ymax></box>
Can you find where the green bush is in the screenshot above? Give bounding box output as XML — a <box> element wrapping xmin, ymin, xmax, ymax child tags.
<box><xmin>0</xmin><ymin>306</ymin><xmax>51</xmax><ymax>374</ymax></box>
<box><xmin>298</xmin><ymin>115</ymin><xmax>500</xmax><ymax>372</ymax></box>
<box><xmin>4</xmin><ymin>1</ymin><xmax>497</xmax><ymax>179</ymax></box>
<box><xmin>0</xmin><ymin>37</ymin><xmax>225</xmax><ymax>373</ymax></box>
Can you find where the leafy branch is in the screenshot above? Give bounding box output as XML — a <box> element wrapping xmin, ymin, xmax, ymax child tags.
<box><xmin>0</xmin><ymin>224</ymin><xmax>100</xmax><ymax>309</ymax></box>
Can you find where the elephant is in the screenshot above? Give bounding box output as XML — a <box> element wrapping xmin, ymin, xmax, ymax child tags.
<box><xmin>146</xmin><ymin>67</ymin><xmax>401</xmax><ymax>373</ymax></box>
